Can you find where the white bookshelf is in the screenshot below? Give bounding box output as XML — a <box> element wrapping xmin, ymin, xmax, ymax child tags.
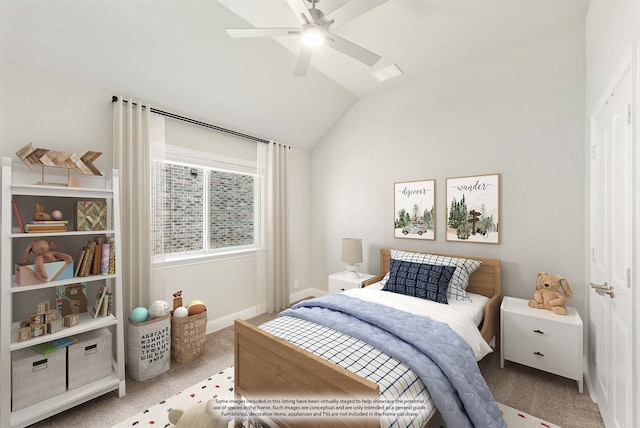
<box><xmin>1</xmin><ymin>157</ymin><xmax>126</xmax><ymax>427</ymax></box>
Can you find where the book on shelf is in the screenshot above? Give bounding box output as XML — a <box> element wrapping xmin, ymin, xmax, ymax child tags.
<box><xmin>75</xmin><ymin>238</ymin><xmax>116</xmax><ymax>277</ymax></box>
<box><xmin>108</xmin><ymin>239</ymin><xmax>116</xmax><ymax>274</ymax></box>
<box><xmin>91</xmin><ymin>284</ymin><xmax>109</xmax><ymax>318</ymax></box>
<box><xmin>101</xmin><ymin>288</ymin><xmax>112</xmax><ymax>317</ymax></box>
<box><xmin>56</xmin><ymin>284</ymin><xmax>88</xmax><ymax>317</ymax></box>
<box><xmin>106</xmin><ymin>291</ymin><xmax>113</xmax><ymax>316</ymax></box>
<box><xmin>25</xmin><ymin>220</ymin><xmax>68</xmax><ymax>233</ymax></box>
<box><xmin>75</xmin><ymin>248</ymin><xmax>86</xmax><ymax>277</ymax></box>
<box><xmin>100</xmin><ymin>242</ymin><xmax>110</xmax><ymax>275</ymax></box>
<box><xmin>11</xmin><ymin>199</ymin><xmax>25</xmax><ymax>233</ymax></box>
<box><xmin>32</xmin><ymin>336</ymin><xmax>78</xmax><ymax>355</ymax></box>
<box><xmin>77</xmin><ymin>240</ymin><xmax>96</xmax><ymax>277</ymax></box>
<box><xmin>91</xmin><ymin>238</ymin><xmax>103</xmax><ymax>276</ymax></box>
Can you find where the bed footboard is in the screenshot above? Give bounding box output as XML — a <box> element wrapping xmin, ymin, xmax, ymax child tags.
<box><xmin>234</xmin><ymin>319</ymin><xmax>379</xmax><ymax>428</ymax></box>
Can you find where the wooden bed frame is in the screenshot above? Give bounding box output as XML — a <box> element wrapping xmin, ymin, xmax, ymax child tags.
<box><xmin>234</xmin><ymin>249</ymin><xmax>502</xmax><ymax>428</ymax></box>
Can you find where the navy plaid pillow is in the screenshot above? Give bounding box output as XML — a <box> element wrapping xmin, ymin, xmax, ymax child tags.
<box><xmin>385</xmin><ymin>250</ymin><xmax>482</xmax><ymax>301</ymax></box>
<box><xmin>382</xmin><ymin>259</ymin><xmax>454</xmax><ymax>304</ymax></box>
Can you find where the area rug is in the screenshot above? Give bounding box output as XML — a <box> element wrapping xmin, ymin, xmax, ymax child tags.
<box><xmin>112</xmin><ymin>366</ymin><xmax>257</xmax><ymax>428</ymax></box>
<box><xmin>497</xmin><ymin>403</ymin><xmax>561</xmax><ymax>428</ymax></box>
<box><xmin>113</xmin><ymin>366</ymin><xmax>560</xmax><ymax>428</ymax></box>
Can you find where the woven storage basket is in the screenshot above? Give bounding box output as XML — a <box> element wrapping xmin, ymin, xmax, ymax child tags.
<box><xmin>171</xmin><ymin>310</ymin><xmax>206</xmax><ymax>363</ymax></box>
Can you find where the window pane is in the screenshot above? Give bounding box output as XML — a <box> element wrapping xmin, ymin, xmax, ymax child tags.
<box><xmin>161</xmin><ymin>163</ymin><xmax>204</xmax><ymax>254</ymax></box>
<box><xmin>209</xmin><ymin>170</ymin><xmax>254</xmax><ymax>249</ymax></box>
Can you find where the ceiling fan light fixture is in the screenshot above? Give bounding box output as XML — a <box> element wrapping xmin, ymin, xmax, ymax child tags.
<box><xmin>302</xmin><ymin>26</ymin><xmax>325</xmax><ymax>48</ymax></box>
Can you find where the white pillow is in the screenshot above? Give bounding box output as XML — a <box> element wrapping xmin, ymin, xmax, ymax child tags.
<box><xmin>386</xmin><ymin>250</ymin><xmax>482</xmax><ymax>301</ymax></box>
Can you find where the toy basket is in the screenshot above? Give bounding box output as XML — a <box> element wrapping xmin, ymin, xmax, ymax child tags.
<box><xmin>171</xmin><ymin>310</ymin><xmax>206</xmax><ymax>364</ymax></box>
<box><xmin>126</xmin><ymin>314</ymin><xmax>171</xmax><ymax>381</ymax></box>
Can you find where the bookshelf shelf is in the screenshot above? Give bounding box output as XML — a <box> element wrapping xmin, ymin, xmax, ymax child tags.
<box><xmin>1</xmin><ymin>157</ymin><xmax>125</xmax><ymax>428</ymax></box>
<box><xmin>10</xmin><ymin>273</ymin><xmax>117</xmax><ymax>294</ymax></box>
<box><xmin>10</xmin><ymin>314</ymin><xmax>117</xmax><ymax>351</ymax></box>
<box><xmin>11</xmin><ymin>229</ymin><xmax>116</xmax><ymax>239</ymax></box>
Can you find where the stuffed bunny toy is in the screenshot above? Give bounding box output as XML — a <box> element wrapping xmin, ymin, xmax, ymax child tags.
<box><xmin>528</xmin><ymin>272</ymin><xmax>573</xmax><ymax>315</ymax></box>
<box><xmin>33</xmin><ymin>203</ymin><xmax>51</xmax><ymax>221</ymax></box>
<box><xmin>23</xmin><ymin>239</ymin><xmax>73</xmax><ymax>281</ymax></box>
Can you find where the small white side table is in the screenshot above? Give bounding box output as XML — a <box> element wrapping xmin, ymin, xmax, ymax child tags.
<box><xmin>501</xmin><ymin>296</ymin><xmax>584</xmax><ymax>393</ymax></box>
<box><xmin>328</xmin><ymin>271</ymin><xmax>376</xmax><ymax>294</ymax></box>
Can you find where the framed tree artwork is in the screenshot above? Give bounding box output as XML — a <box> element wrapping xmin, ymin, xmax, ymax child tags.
<box><xmin>394</xmin><ymin>179</ymin><xmax>435</xmax><ymax>240</ymax></box>
<box><xmin>446</xmin><ymin>173</ymin><xmax>500</xmax><ymax>243</ymax></box>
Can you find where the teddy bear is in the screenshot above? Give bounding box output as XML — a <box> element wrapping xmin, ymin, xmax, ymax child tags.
<box><xmin>168</xmin><ymin>399</ymin><xmax>229</xmax><ymax>428</ymax></box>
<box><xmin>23</xmin><ymin>239</ymin><xmax>73</xmax><ymax>281</ymax></box>
<box><xmin>528</xmin><ymin>272</ymin><xmax>573</xmax><ymax>315</ymax></box>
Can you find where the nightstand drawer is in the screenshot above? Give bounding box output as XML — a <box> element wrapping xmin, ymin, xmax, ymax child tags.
<box><xmin>503</xmin><ymin>340</ymin><xmax>581</xmax><ymax>380</ymax></box>
<box><xmin>503</xmin><ymin>311</ymin><xmax>581</xmax><ymax>350</ymax></box>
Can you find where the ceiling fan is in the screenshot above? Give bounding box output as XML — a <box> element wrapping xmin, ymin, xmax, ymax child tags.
<box><xmin>225</xmin><ymin>0</ymin><xmax>387</xmax><ymax>76</ymax></box>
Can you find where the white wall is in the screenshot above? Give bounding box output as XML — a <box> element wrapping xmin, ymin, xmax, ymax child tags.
<box><xmin>0</xmin><ymin>61</ymin><xmax>313</xmax><ymax>329</ymax></box>
<box><xmin>311</xmin><ymin>23</ymin><xmax>587</xmax><ymax>314</ymax></box>
<box><xmin>0</xmin><ymin>62</ymin><xmax>113</xmax><ymax>168</ymax></box>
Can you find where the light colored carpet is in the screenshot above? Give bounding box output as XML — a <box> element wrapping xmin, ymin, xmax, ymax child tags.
<box><xmin>113</xmin><ymin>365</ymin><xmax>561</xmax><ymax>428</ymax></box>
<box><xmin>28</xmin><ymin>312</ymin><xmax>603</xmax><ymax>428</ymax></box>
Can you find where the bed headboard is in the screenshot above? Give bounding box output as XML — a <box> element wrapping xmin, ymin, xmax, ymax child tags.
<box><xmin>379</xmin><ymin>248</ymin><xmax>502</xmax><ymax>298</ymax></box>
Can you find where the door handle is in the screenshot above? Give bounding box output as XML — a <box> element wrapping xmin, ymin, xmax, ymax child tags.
<box><xmin>590</xmin><ymin>282</ymin><xmax>614</xmax><ymax>298</ymax></box>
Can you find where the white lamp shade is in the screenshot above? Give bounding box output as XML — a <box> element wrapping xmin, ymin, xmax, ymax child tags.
<box><xmin>342</xmin><ymin>238</ymin><xmax>363</xmax><ymax>264</ymax></box>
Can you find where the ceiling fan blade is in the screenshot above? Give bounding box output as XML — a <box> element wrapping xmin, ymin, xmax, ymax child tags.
<box><xmin>293</xmin><ymin>46</ymin><xmax>313</xmax><ymax>77</ymax></box>
<box><xmin>226</xmin><ymin>28</ymin><xmax>300</xmax><ymax>38</ymax></box>
<box><xmin>326</xmin><ymin>32</ymin><xmax>381</xmax><ymax>67</ymax></box>
<box><xmin>325</xmin><ymin>0</ymin><xmax>388</xmax><ymax>29</ymax></box>
<box><xmin>285</xmin><ymin>0</ymin><xmax>311</xmax><ymax>24</ymax></box>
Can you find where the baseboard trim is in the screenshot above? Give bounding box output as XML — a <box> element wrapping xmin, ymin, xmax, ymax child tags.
<box><xmin>206</xmin><ymin>288</ymin><xmax>329</xmax><ymax>333</ymax></box>
<box><xmin>290</xmin><ymin>287</ymin><xmax>327</xmax><ymax>303</ymax></box>
<box><xmin>206</xmin><ymin>305</ymin><xmax>261</xmax><ymax>334</ymax></box>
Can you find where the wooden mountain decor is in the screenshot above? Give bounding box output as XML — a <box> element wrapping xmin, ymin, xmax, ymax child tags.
<box><xmin>16</xmin><ymin>142</ymin><xmax>102</xmax><ymax>177</ymax></box>
<box><xmin>15</xmin><ymin>142</ymin><xmax>103</xmax><ymax>186</ymax></box>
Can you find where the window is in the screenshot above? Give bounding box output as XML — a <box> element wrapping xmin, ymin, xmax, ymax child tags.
<box><xmin>153</xmin><ymin>149</ymin><xmax>259</xmax><ymax>262</ymax></box>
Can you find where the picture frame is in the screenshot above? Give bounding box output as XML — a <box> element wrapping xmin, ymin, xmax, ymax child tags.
<box><xmin>394</xmin><ymin>179</ymin><xmax>435</xmax><ymax>240</ymax></box>
<box><xmin>446</xmin><ymin>173</ymin><xmax>500</xmax><ymax>243</ymax></box>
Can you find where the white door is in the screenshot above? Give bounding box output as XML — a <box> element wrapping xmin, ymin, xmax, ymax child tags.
<box><xmin>589</xmin><ymin>63</ymin><xmax>634</xmax><ymax>428</ymax></box>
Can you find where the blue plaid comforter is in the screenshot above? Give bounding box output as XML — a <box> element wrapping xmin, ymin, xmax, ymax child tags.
<box><xmin>280</xmin><ymin>293</ymin><xmax>506</xmax><ymax>428</ymax></box>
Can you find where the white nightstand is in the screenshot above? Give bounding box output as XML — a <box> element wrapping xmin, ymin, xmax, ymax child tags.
<box><xmin>500</xmin><ymin>296</ymin><xmax>583</xmax><ymax>392</ymax></box>
<box><xmin>328</xmin><ymin>271</ymin><xmax>376</xmax><ymax>293</ymax></box>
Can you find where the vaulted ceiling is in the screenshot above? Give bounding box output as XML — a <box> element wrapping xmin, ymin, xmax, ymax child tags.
<box><xmin>0</xmin><ymin>0</ymin><xmax>588</xmax><ymax>150</ymax></box>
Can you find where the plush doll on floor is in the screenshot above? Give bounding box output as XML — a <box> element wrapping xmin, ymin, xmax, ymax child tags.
<box><xmin>168</xmin><ymin>399</ymin><xmax>229</xmax><ymax>428</ymax></box>
<box><xmin>528</xmin><ymin>272</ymin><xmax>573</xmax><ymax>315</ymax></box>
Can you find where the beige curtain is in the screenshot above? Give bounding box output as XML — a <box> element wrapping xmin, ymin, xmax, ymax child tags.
<box><xmin>258</xmin><ymin>142</ymin><xmax>290</xmax><ymax>313</ymax></box>
<box><xmin>112</xmin><ymin>98</ymin><xmax>166</xmax><ymax>313</ymax></box>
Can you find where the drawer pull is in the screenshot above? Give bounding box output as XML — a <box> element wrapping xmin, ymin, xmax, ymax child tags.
<box><xmin>533</xmin><ymin>329</ymin><xmax>544</xmax><ymax>334</ymax></box>
<box><xmin>533</xmin><ymin>351</ymin><xmax>544</xmax><ymax>357</ymax></box>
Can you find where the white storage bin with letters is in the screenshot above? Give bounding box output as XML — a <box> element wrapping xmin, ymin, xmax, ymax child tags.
<box><xmin>12</xmin><ymin>347</ymin><xmax>66</xmax><ymax>411</ymax></box>
<box><xmin>67</xmin><ymin>328</ymin><xmax>113</xmax><ymax>390</ymax></box>
<box><xmin>126</xmin><ymin>314</ymin><xmax>171</xmax><ymax>381</ymax></box>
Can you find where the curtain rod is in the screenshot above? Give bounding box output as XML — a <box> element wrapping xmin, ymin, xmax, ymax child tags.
<box><xmin>111</xmin><ymin>96</ymin><xmax>271</xmax><ymax>145</ymax></box>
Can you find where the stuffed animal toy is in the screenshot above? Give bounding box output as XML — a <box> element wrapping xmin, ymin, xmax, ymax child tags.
<box><xmin>23</xmin><ymin>239</ymin><xmax>73</xmax><ymax>281</ymax></box>
<box><xmin>528</xmin><ymin>272</ymin><xmax>573</xmax><ymax>315</ymax></box>
<box><xmin>33</xmin><ymin>203</ymin><xmax>51</xmax><ymax>221</ymax></box>
<box><xmin>168</xmin><ymin>399</ymin><xmax>228</xmax><ymax>428</ymax></box>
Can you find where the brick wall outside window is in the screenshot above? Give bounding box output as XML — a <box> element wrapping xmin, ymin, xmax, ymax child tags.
<box><xmin>154</xmin><ymin>161</ymin><xmax>255</xmax><ymax>256</ymax></box>
<box><xmin>209</xmin><ymin>170</ymin><xmax>254</xmax><ymax>249</ymax></box>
